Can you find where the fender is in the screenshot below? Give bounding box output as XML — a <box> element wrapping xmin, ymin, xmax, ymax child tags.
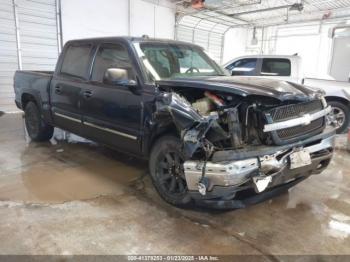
<box><xmin>153</xmin><ymin>92</ymin><xmax>226</xmax><ymax>158</ymax></box>
<box><xmin>21</xmin><ymin>89</ymin><xmax>53</xmax><ymax>124</ymax></box>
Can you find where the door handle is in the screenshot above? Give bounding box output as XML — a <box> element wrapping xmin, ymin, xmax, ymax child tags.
<box><xmin>83</xmin><ymin>90</ymin><xmax>93</xmax><ymax>99</ymax></box>
<box><xmin>54</xmin><ymin>86</ymin><xmax>62</xmax><ymax>94</ymax></box>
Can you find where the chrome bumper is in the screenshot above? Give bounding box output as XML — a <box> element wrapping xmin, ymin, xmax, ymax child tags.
<box><xmin>184</xmin><ymin>134</ymin><xmax>335</xmax><ymax>193</ymax></box>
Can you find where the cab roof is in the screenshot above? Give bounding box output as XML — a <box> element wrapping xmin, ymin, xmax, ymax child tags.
<box><xmin>65</xmin><ymin>36</ymin><xmax>200</xmax><ymax>48</ymax></box>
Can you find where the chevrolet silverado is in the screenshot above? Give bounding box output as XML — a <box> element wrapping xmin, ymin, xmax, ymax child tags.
<box><xmin>14</xmin><ymin>37</ymin><xmax>335</xmax><ymax>209</ymax></box>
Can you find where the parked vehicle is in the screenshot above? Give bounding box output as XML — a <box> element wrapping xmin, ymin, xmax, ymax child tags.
<box><xmin>14</xmin><ymin>37</ymin><xmax>335</xmax><ymax>209</ymax></box>
<box><xmin>224</xmin><ymin>55</ymin><xmax>350</xmax><ymax>133</ymax></box>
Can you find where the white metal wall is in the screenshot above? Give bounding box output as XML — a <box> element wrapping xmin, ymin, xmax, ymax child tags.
<box><xmin>60</xmin><ymin>0</ymin><xmax>175</xmax><ymax>44</ymax></box>
<box><xmin>0</xmin><ymin>0</ymin><xmax>59</xmax><ymax>112</ymax></box>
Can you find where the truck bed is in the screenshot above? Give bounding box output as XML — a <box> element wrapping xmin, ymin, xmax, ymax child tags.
<box><xmin>14</xmin><ymin>70</ymin><xmax>54</xmax><ymax>110</ymax></box>
<box><xmin>303</xmin><ymin>77</ymin><xmax>350</xmax><ymax>89</ymax></box>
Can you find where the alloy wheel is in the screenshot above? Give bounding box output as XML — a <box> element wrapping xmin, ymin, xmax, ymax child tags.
<box><xmin>329</xmin><ymin>106</ymin><xmax>346</xmax><ymax>129</ymax></box>
<box><xmin>157</xmin><ymin>151</ymin><xmax>187</xmax><ymax>195</ymax></box>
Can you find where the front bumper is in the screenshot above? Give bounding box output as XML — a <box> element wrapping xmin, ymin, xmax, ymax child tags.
<box><xmin>211</xmin><ymin>126</ymin><xmax>335</xmax><ymax>162</ymax></box>
<box><xmin>185</xmin><ymin>127</ymin><xmax>335</xmax><ymax>209</ymax></box>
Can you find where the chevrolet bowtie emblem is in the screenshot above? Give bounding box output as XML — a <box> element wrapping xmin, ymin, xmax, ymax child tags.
<box><xmin>302</xmin><ymin>114</ymin><xmax>312</xmax><ymax>126</ymax></box>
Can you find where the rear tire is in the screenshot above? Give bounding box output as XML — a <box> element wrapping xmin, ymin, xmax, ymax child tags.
<box><xmin>327</xmin><ymin>100</ymin><xmax>349</xmax><ymax>134</ymax></box>
<box><xmin>24</xmin><ymin>101</ymin><xmax>54</xmax><ymax>141</ymax></box>
<box><xmin>149</xmin><ymin>135</ymin><xmax>193</xmax><ymax>207</ymax></box>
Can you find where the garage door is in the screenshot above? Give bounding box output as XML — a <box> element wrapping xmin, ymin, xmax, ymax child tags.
<box><xmin>330</xmin><ymin>28</ymin><xmax>350</xmax><ymax>82</ymax></box>
<box><xmin>0</xmin><ymin>0</ymin><xmax>60</xmax><ymax>112</ymax></box>
<box><xmin>176</xmin><ymin>16</ymin><xmax>229</xmax><ymax>64</ymax></box>
<box><xmin>176</xmin><ymin>26</ymin><xmax>226</xmax><ymax>64</ymax></box>
<box><xmin>0</xmin><ymin>0</ymin><xmax>18</xmax><ymax>112</ymax></box>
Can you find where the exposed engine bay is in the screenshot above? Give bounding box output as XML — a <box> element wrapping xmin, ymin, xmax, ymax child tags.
<box><xmin>156</xmin><ymin>86</ymin><xmax>328</xmax><ymax>156</ymax></box>
<box><xmin>156</xmin><ymin>88</ymin><xmax>267</xmax><ymax>154</ymax></box>
<box><xmin>155</xmin><ymin>85</ymin><xmax>333</xmax><ymax>197</ymax></box>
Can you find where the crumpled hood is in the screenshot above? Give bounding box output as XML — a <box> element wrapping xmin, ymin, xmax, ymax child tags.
<box><xmin>157</xmin><ymin>76</ymin><xmax>322</xmax><ymax>102</ymax></box>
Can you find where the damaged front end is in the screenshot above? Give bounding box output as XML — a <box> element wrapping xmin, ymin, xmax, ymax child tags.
<box><xmin>155</xmin><ymin>91</ymin><xmax>244</xmax><ymax>157</ymax></box>
<box><xmin>154</xmin><ymin>88</ymin><xmax>335</xmax><ymax>209</ymax></box>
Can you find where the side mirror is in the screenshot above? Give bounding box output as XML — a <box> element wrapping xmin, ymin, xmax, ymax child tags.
<box><xmin>103</xmin><ymin>68</ymin><xmax>137</xmax><ymax>86</ymax></box>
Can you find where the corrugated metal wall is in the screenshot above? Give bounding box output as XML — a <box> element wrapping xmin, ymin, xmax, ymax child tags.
<box><xmin>0</xmin><ymin>0</ymin><xmax>18</xmax><ymax>112</ymax></box>
<box><xmin>176</xmin><ymin>25</ymin><xmax>225</xmax><ymax>63</ymax></box>
<box><xmin>175</xmin><ymin>16</ymin><xmax>229</xmax><ymax>64</ymax></box>
<box><xmin>0</xmin><ymin>0</ymin><xmax>59</xmax><ymax>112</ymax></box>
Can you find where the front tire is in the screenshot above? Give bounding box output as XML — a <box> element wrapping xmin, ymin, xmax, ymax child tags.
<box><xmin>327</xmin><ymin>101</ymin><xmax>349</xmax><ymax>134</ymax></box>
<box><xmin>149</xmin><ymin>135</ymin><xmax>192</xmax><ymax>207</ymax></box>
<box><xmin>24</xmin><ymin>101</ymin><xmax>54</xmax><ymax>141</ymax></box>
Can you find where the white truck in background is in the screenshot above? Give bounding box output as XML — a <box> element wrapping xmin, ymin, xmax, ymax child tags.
<box><xmin>224</xmin><ymin>55</ymin><xmax>350</xmax><ymax>133</ymax></box>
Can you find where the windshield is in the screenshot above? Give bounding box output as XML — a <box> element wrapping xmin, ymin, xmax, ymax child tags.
<box><xmin>133</xmin><ymin>42</ymin><xmax>227</xmax><ymax>81</ymax></box>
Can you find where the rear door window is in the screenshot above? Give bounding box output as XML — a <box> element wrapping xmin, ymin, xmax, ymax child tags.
<box><xmin>261</xmin><ymin>58</ymin><xmax>291</xmax><ymax>76</ymax></box>
<box><xmin>60</xmin><ymin>44</ymin><xmax>92</xmax><ymax>79</ymax></box>
<box><xmin>227</xmin><ymin>58</ymin><xmax>258</xmax><ymax>76</ymax></box>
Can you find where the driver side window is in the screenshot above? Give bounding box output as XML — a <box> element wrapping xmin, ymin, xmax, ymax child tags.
<box><xmin>91</xmin><ymin>44</ymin><xmax>134</xmax><ymax>83</ymax></box>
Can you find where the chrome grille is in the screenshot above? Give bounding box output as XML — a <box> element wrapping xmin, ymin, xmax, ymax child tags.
<box><xmin>270</xmin><ymin>100</ymin><xmax>323</xmax><ymax>122</ymax></box>
<box><xmin>276</xmin><ymin>118</ymin><xmax>324</xmax><ymax>140</ymax></box>
<box><xmin>266</xmin><ymin>100</ymin><xmax>325</xmax><ymax>143</ymax></box>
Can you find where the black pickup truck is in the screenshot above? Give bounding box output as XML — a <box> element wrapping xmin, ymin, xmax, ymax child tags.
<box><xmin>14</xmin><ymin>36</ymin><xmax>335</xmax><ymax>209</ymax></box>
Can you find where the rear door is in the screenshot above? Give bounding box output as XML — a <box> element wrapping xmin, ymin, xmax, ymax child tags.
<box><xmin>80</xmin><ymin>42</ymin><xmax>142</xmax><ymax>154</ymax></box>
<box><xmin>50</xmin><ymin>43</ymin><xmax>94</xmax><ymax>134</ymax></box>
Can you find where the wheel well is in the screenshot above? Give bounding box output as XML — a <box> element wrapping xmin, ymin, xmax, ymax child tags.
<box><xmin>147</xmin><ymin>123</ymin><xmax>179</xmax><ymax>155</ymax></box>
<box><xmin>21</xmin><ymin>93</ymin><xmax>37</xmax><ymax>109</ymax></box>
<box><xmin>325</xmin><ymin>96</ymin><xmax>350</xmax><ymax>107</ymax></box>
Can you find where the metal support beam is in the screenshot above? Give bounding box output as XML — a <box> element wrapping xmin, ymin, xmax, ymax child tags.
<box><xmin>55</xmin><ymin>0</ymin><xmax>63</xmax><ymax>53</ymax></box>
<box><xmin>229</xmin><ymin>4</ymin><xmax>294</xmax><ymax>17</ymax></box>
<box><xmin>220</xmin><ymin>33</ymin><xmax>225</xmax><ymax>64</ymax></box>
<box><xmin>128</xmin><ymin>0</ymin><xmax>131</xmax><ymax>36</ymax></box>
<box><xmin>12</xmin><ymin>0</ymin><xmax>22</xmax><ymax>70</ymax></box>
<box><xmin>254</xmin><ymin>14</ymin><xmax>350</xmax><ymax>28</ymax></box>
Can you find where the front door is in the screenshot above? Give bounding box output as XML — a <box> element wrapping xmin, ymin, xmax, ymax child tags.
<box><xmin>80</xmin><ymin>42</ymin><xmax>143</xmax><ymax>155</ymax></box>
